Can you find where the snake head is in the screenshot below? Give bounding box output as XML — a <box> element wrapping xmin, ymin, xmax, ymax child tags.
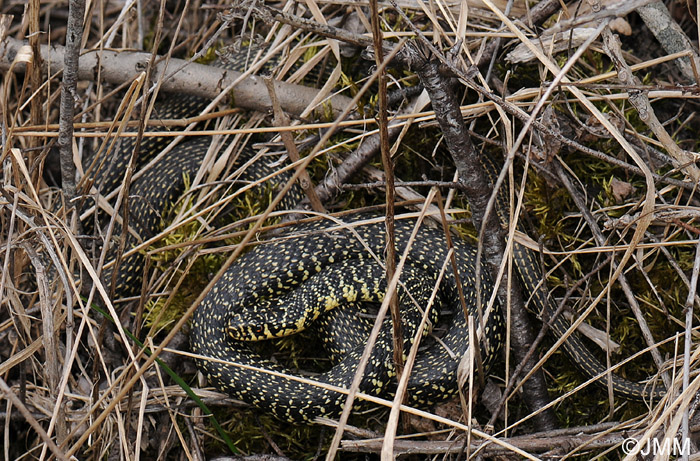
<box><xmin>227</xmin><ymin>300</ymin><xmax>315</xmax><ymax>341</ymax></box>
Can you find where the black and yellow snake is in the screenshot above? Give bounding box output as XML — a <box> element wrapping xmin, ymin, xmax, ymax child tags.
<box><xmin>191</xmin><ymin>213</ymin><xmax>504</xmax><ymax>422</ymax></box>
<box><xmin>86</xmin><ymin>43</ymin><xmax>665</xmax><ymax>424</ymax></box>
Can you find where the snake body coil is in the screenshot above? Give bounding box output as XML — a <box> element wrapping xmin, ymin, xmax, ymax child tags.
<box><xmin>90</xmin><ymin>46</ymin><xmax>665</xmax><ymax>425</ymax></box>
<box><xmin>190</xmin><ymin>215</ymin><xmax>504</xmax><ymax>422</ymax></box>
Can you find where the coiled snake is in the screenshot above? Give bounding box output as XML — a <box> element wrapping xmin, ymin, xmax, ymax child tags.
<box><xmin>86</xmin><ymin>44</ymin><xmax>665</xmax><ymax>424</ymax></box>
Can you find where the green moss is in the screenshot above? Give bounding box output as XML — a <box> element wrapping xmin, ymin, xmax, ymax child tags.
<box><xmin>142</xmin><ymin>172</ymin><xmax>282</xmax><ymax>331</ymax></box>
<box><xmin>142</xmin><ymin>36</ymin><xmax>697</xmax><ymax>456</ymax></box>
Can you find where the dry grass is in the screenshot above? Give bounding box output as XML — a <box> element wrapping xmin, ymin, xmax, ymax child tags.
<box><xmin>2</xmin><ymin>0</ymin><xmax>700</xmax><ymax>459</ymax></box>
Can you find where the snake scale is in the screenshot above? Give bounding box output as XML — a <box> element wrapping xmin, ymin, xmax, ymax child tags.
<box><xmin>191</xmin><ymin>214</ymin><xmax>503</xmax><ymax>422</ymax></box>
<box><xmin>84</xmin><ymin>43</ymin><xmax>665</xmax><ymax>424</ymax></box>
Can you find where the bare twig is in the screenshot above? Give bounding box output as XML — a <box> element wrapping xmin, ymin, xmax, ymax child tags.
<box><xmin>602</xmin><ymin>30</ymin><xmax>700</xmax><ymax>182</ymax></box>
<box><xmin>605</xmin><ymin>207</ymin><xmax>700</xmax><ymax>229</ymax></box>
<box><xmin>225</xmin><ymin>1</ymin><xmax>374</xmax><ymax>50</ymax></box>
<box><xmin>0</xmin><ymin>37</ymin><xmax>354</xmax><ymax>118</ymax></box>
<box><xmin>262</xmin><ymin>76</ymin><xmax>324</xmax><ymax>212</ymax></box>
<box><xmin>343</xmin><ymin>422</ymin><xmax>635</xmax><ymax>456</ymax></box>
<box><xmin>312</xmin><ymin>111</ymin><xmax>407</xmax><ymax>203</ymax></box>
<box><xmin>681</xmin><ymin>237</ymin><xmax>700</xmax><ymax>457</ymax></box>
<box><xmin>56</xmin><ymin>0</ymin><xmax>86</xmax><ymax>202</ymax></box>
<box><xmin>402</xmin><ymin>37</ymin><xmax>557</xmax><ymax>430</ymax></box>
<box><xmin>367</xmin><ymin>0</ymin><xmax>405</xmax><ymax>443</ymax></box>
<box><xmin>323</xmin><ymin>42</ymin><xmax>411</xmax><ymax>461</ymax></box>
<box><xmin>636</xmin><ymin>2</ymin><xmax>700</xmax><ymax>82</ymax></box>
<box><xmin>544</xmin><ymin>0</ymin><xmax>655</xmax><ymax>36</ymax></box>
<box><xmin>28</xmin><ymin>0</ymin><xmax>43</xmax><ymax>155</ymax></box>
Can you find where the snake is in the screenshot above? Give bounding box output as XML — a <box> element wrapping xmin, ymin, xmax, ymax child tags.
<box><xmin>191</xmin><ymin>213</ymin><xmax>504</xmax><ymax>422</ymax></box>
<box><xmin>85</xmin><ymin>43</ymin><xmax>666</xmax><ymax>424</ymax></box>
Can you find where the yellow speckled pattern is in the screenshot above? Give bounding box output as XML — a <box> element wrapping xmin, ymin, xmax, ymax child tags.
<box><xmin>101</xmin><ymin>137</ymin><xmax>298</xmax><ymax>300</ymax></box>
<box><xmin>191</xmin><ymin>214</ymin><xmax>505</xmax><ymax>422</ymax></box>
<box><xmin>97</xmin><ymin>48</ymin><xmax>665</xmax><ymax>426</ymax></box>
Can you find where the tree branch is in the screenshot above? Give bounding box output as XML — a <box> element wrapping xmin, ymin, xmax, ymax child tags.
<box><xmin>405</xmin><ymin>40</ymin><xmax>557</xmax><ymax>431</ymax></box>
<box><xmin>56</xmin><ymin>0</ymin><xmax>86</xmax><ymax>202</ymax></box>
<box><xmin>0</xmin><ymin>37</ymin><xmax>354</xmax><ymax>119</ymax></box>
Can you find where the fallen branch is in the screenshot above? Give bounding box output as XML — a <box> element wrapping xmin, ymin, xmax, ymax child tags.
<box><xmin>0</xmin><ymin>37</ymin><xmax>354</xmax><ymax>119</ymax></box>
<box><xmin>341</xmin><ymin>422</ymin><xmax>635</xmax><ymax>456</ymax></box>
<box><xmin>636</xmin><ymin>2</ymin><xmax>700</xmax><ymax>82</ymax></box>
<box><xmin>602</xmin><ymin>30</ymin><xmax>700</xmax><ymax>182</ymax></box>
<box><xmin>402</xmin><ymin>37</ymin><xmax>557</xmax><ymax>431</ymax></box>
<box><xmin>56</xmin><ymin>0</ymin><xmax>85</xmax><ymax>201</ymax></box>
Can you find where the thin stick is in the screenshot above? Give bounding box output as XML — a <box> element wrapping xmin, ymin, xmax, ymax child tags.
<box><xmin>56</xmin><ymin>0</ymin><xmax>86</xmax><ymax>202</ymax></box>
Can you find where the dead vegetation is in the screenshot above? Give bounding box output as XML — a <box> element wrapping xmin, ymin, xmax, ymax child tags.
<box><xmin>2</xmin><ymin>0</ymin><xmax>700</xmax><ymax>459</ymax></box>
